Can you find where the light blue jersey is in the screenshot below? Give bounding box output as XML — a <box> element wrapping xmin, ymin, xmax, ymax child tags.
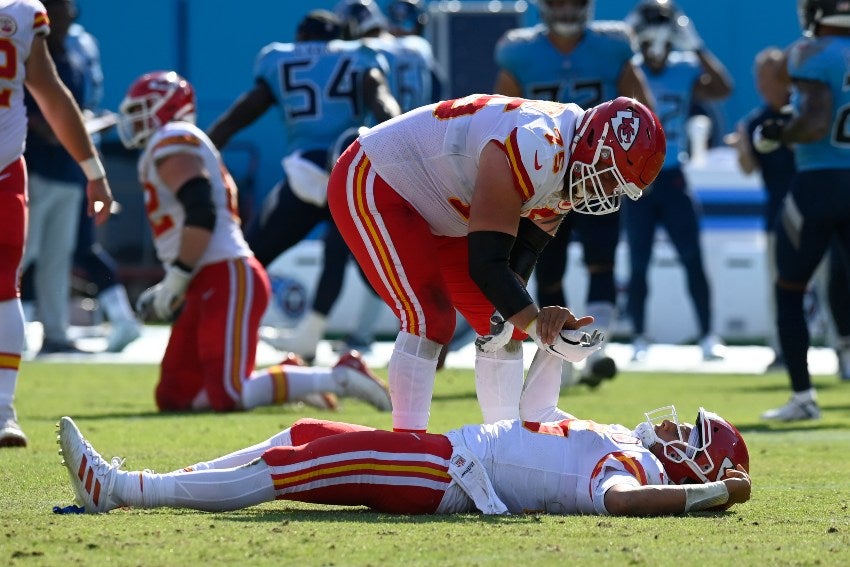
<box><xmin>254</xmin><ymin>39</ymin><xmax>383</xmax><ymax>154</ymax></box>
<box><xmin>788</xmin><ymin>35</ymin><xmax>850</xmax><ymax>171</ymax></box>
<box><xmin>641</xmin><ymin>52</ymin><xmax>702</xmax><ymax>169</ymax></box>
<box><xmin>495</xmin><ymin>22</ymin><xmax>636</xmax><ymax>108</ymax></box>
<box><xmin>363</xmin><ymin>33</ymin><xmax>435</xmax><ymax>113</ymax></box>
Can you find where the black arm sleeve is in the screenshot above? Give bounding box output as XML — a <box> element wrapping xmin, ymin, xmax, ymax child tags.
<box><xmin>468</xmin><ymin>230</ymin><xmax>535</xmax><ymax>320</ymax></box>
<box><xmin>176</xmin><ymin>176</ymin><xmax>217</xmax><ymax>231</ymax></box>
<box><xmin>509</xmin><ymin>218</ymin><xmax>553</xmax><ymax>282</ymax></box>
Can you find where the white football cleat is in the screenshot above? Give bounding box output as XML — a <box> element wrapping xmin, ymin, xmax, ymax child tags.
<box><xmin>57</xmin><ymin>416</ymin><xmax>122</xmax><ymax>513</ymax></box>
<box><xmin>761</xmin><ymin>397</ymin><xmax>821</xmax><ymax>422</ymax></box>
<box><xmin>0</xmin><ymin>411</ymin><xmax>27</xmax><ymax>448</ymax></box>
<box><xmin>333</xmin><ymin>351</ymin><xmax>392</xmax><ymax>411</ymax></box>
<box><xmin>700</xmin><ymin>334</ymin><xmax>726</xmax><ymax>361</ymax></box>
<box><xmin>105</xmin><ymin>320</ymin><xmax>142</xmax><ymax>353</ymax></box>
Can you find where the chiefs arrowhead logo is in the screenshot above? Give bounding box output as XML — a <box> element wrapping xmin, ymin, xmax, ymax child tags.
<box><xmin>610</xmin><ymin>110</ymin><xmax>640</xmax><ymax>152</ymax></box>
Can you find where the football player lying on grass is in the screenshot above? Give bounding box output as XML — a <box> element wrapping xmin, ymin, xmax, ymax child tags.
<box><xmin>57</xmin><ymin>396</ymin><xmax>751</xmax><ymax>516</ymax></box>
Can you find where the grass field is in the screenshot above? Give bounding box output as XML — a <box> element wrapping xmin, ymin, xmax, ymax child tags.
<box><xmin>2</xmin><ymin>361</ymin><xmax>850</xmax><ymax>566</ymax></box>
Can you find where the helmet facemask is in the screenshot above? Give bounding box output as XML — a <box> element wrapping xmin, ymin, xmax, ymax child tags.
<box><xmin>117</xmin><ymin>80</ymin><xmax>196</xmax><ymax>150</ymax></box>
<box><xmin>635</xmin><ymin>405</ymin><xmax>735</xmax><ymax>484</ymax></box>
<box><xmin>568</xmin><ymin>120</ymin><xmax>642</xmax><ymax>215</ymax></box>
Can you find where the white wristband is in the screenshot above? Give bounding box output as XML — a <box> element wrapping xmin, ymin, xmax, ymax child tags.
<box><xmin>683</xmin><ymin>481</ymin><xmax>729</xmax><ymax>512</ymax></box>
<box><xmin>79</xmin><ymin>156</ymin><xmax>106</xmax><ymax>181</ymax></box>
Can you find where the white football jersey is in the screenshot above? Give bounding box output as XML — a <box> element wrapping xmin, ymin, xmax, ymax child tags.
<box><xmin>446</xmin><ymin>418</ymin><xmax>667</xmax><ymax>515</ymax></box>
<box><xmin>358</xmin><ymin>94</ymin><xmax>581</xmax><ymax>237</ymax></box>
<box><xmin>137</xmin><ymin>121</ymin><xmax>252</xmax><ymax>267</ymax></box>
<box><xmin>0</xmin><ymin>0</ymin><xmax>48</xmax><ymax>170</ymax></box>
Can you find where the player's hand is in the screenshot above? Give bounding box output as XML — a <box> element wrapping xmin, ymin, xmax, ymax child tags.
<box><xmin>87</xmin><ymin>178</ymin><xmax>114</xmax><ymax>226</ymax></box>
<box><xmin>135</xmin><ymin>264</ymin><xmax>192</xmax><ymax>322</ymax></box>
<box><xmin>673</xmin><ymin>15</ymin><xmax>703</xmax><ymax>52</ymax></box>
<box><xmin>475</xmin><ymin>313</ymin><xmax>515</xmax><ymax>353</ymax></box>
<box><xmin>753</xmin><ymin>118</ymin><xmax>785</xmax><ymax>153</ymax></box>
<box><xmin>537</xmin><ymin>329</ymin><xmax>604</xmax><ymax>363</ymax></box>
<box><xmin>527</xmin><ymin>305</ymin><xmax>594</xmax><ymax>346</ymax></box>
<box><xmin>722</xmin><ymin>464</ymin><xmax>752</xmax><ymax>507</ymax></box>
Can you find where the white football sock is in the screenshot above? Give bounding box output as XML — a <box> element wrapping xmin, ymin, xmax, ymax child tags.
<box><xmin>388</xmin><ymin>332</ymin><xmax>440</xmax><ymax>432</ymax></box>
<box><xmin>120</xmin><ymin>460</ymin><xmax>276</xmax><ymax>511</ymax></box>
<box><xmin>0</xmin><ymin>299</ymin><xmax>25</xmax><ymax>411</ymax></box>
<box><xmin>520</xmin><ymin>349</ymin><xmax>574</xmax><ymax>422</ymax></box>
<box><xmin>177</xmin><ymin>428</ymin><xmax>294</xmax><ymax>472</ymax></box>
<box><xmin>241</xmin><ymin>364</ymin><xmax>336</xmax><ymax>409</ymax></box>
<box><xmin>98</xmin><ymin>284</ymin><xmax>136</xmax><ymax>323</ymax></box>
<box><xmin>474</xmin><ymin>340</ymin><xmax>524</xmax><ymax>423</ymax></box>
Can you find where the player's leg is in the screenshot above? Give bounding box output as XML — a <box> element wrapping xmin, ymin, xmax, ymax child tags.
<box><xmin>575</xmin><ymin>211</ymin><xmax>621</xmax><ymax>384</ymax></box>
<box><xmin>441</xmin><ymin>236</ymin><xmax>524</xmax><ymax>422</ymax></box>
<box><xmin>658</xmin><ymin>170</ymin><xmax>722</xmax><ymax>360</ymax></box>
<box><xmin>328</xmin><ymin>142</ymin><xmax>449</xmax><ymax>433</ymax></box>
<box><xmin>622</xmin><ymin>181</ymin><xmax>659</xmax><ymax>361</ymax></box>
<box><xmin>60</xmin><ymin>417</ymin><xmax>451</xmax><ymax>514</ymax></box>
<box><xmin>32</xmin><ymin>176</ymin><xmax>82</xmax><ymax>350</ymax></box>
<box><xmin>825</xmin><ymin>238</ymin><xmax>850</xmax><ymax>380</ymax></box>
<box><xmin>155</xmin><ymin>281</ymin><xmax>206</xmax><ymax>411</ymax></box>
<box><xmin>765</xmin><ymin>171</ymin><xmax>843</xmax><ymax>420</ymax></box>
<box><xmin>181</xmin><ymin>418</ymin><xmax>375</xmax><ymax>472</ymax></box>
<box><xmin>264</xmin><ymin>428</ymin><xmax>453</xmax><ymax>514</ymax></box>
<box><xmin>179</xmin><ymin>257</ymin><xmax>269</xmax><ymax>412</ymax></box>
<box><xmin>0</xmin><ymin>159</ymin><xmax>28</xmax><ymax>447</ymax></box>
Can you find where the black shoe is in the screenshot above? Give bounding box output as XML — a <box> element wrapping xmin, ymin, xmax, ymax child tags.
<box><xmin>579</xmin><ymin>356</ymin><xmax>617</xmax><ymax>388</ymax></box>
<box><xmin>38</xmin><ymin>339</ymin><xmax>87</xmax><ymax>356</ymax></box>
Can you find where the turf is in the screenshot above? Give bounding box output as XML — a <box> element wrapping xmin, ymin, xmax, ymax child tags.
<box><xmin>2</xmin><ymin>361</ymin><xmax>849</xmax><ymax>566</ymax></box>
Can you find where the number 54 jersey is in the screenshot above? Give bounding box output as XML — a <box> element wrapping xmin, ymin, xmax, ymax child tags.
<box><xmin>358</xmin><ymin>94</ymin><xmax>582</xmax><ymax>237</ymax></box>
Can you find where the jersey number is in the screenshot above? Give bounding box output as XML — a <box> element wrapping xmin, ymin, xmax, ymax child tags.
<box><xmin>530</xmin><ymin>80</ymin><xmax>603</xmax><ymax>109</ymax></box>
<box><xmin>281</xmin><ymin>57</ymin><xmax>360</xmax><ymax>120</ymax></box>
<box><xmin>834</xmin><ymin>102</ymin><xmax>850</xmax><ymax>146</ymax></box>
<box><xmin>0</xmin><ymin>39</ymin><xmax>17</xmax><ymax>108</ymax></box>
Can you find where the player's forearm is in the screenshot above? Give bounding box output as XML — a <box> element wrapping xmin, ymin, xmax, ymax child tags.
<box><xmin>32</xmin><ymin>81</ymin><xmax>98</xmax><ymax>162</ymax></box>
<box><xmin>176</xmin><ymin>227</ymin><xmax>212</xmax><ymax>270</ymax></box>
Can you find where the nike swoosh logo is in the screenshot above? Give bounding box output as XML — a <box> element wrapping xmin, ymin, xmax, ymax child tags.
<box><xmin>0</xmin><ymin>173</ymin><xmax>10</xmax><ymax>182</ymax></box>
<box><xmin>533</xmin><ymin>152</ymin><xmax>543</xmax><ymax>170</ymax></box>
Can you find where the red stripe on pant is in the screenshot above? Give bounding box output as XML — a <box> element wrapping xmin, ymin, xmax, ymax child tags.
<box><xmin>263</xmin><ymin>423</ymin><xmax>453</xmax><ymax>514</ymax></box>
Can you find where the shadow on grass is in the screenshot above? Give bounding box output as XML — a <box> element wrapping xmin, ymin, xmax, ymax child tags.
<box><xmin>214</xmin><ymin>507</ymin><xmax>553</xmax><ymax>525</ymax></box>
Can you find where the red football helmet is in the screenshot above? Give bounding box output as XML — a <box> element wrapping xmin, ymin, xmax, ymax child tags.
<box><xmin>567</xmin><ymin>96</ymin><xmax>666</xmax><ymax>215</ymax></box>
<box><xmin>117</xmin><ymin>71</ymin><xmax>197</xmax><ymax>149</ymax></box>
<box><xmin>636</xmin><ymin>405</ymin><xmax>750</xmax><ymax>485</ymax></box>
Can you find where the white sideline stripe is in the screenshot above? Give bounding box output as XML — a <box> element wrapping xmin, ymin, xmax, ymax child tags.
<box><xmin>25</xmin><ymin>322</ymin><xmax>842</xmax><ymax>376</ymax></box>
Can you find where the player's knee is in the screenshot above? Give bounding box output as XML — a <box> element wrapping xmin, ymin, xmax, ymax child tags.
<box><xmin>290</xmin><ymin>418</ymin><xmax>370</xmax><ymax>445</ymax></box>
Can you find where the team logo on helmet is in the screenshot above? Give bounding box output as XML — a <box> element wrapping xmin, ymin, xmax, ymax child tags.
<box><xmin>611</xmin><ymin>110</ymin><xmax>639</xmax><ymax>151</ymax></box>
<box><xmin>0</xmin><ymin>15</ymin><xmax>17</xmax><ymax>36</ymax></box>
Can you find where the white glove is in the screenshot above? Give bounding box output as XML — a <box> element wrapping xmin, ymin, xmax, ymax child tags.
<box><xmin>475</xmin><ymin>313</ymin><xmax>515</xmax><ymax>353</ymax></box>
<box><xmin>135</xmin><ymin>264</ymin><xmax>192</xmax><ymax>322</ymax></box>
<box><xmin>672</xmin><ymin>16</ymin><xmax>703</xmax><ymax>52</ymax></box>
<box><xmin>536</xmin><ymin>329</ymin><xmax>605</xmax><ymax>363</ymax></box>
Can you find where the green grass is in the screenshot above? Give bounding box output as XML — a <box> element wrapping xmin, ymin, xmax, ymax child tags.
<box><xmin>2</xmin><ymin>361</ymin><xmax>850</xmax><ymax>566</ymax></box>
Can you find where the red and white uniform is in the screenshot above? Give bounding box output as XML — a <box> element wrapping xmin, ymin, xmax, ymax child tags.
<box><xmin>139</xmin><ymin>121</ymin><xmax>252</xmax><ymax>266</ymax></box>
<box><xmin>328</xmin><ymin>94</ymin><xmax>581</xmax><ymax>341</ymax></box>
<box><xmin>261</xmin><ymin>418</ymin><xmax>666</xmax><ymax>516</ymax></box>
<box><xmin>0</xmin><ymin>0</ymin><xmax>48</xmax><ymax>299</ymax></box>
<box><xmin>139</xmin><ymin>122</ymin><xmax>270</xmax><ymax>411</ymax></box>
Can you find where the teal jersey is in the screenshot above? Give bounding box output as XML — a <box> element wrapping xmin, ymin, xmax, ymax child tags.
<box><xmin>254</xmin><ymin>39</ymin><xmax>382</xmax><ymax>153</ymax></box>
<box><xmin>363</xmin><ymin>34</ymin><xmax>435</xmax><ymax>112</ymax></box>
<box><xmin>641</xmin><ymin>52</ymin><xmax>702</xmax><ymax>169</ymax></box>
<box><xmin>788</xmin><ymin>35</ymin><xmax>850</xmax><ymax>171</ymax></box>
<box><xmin>495</xmin><ymin>22</ymin><xmax>636</xmax><ymax>108</ymax></box>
